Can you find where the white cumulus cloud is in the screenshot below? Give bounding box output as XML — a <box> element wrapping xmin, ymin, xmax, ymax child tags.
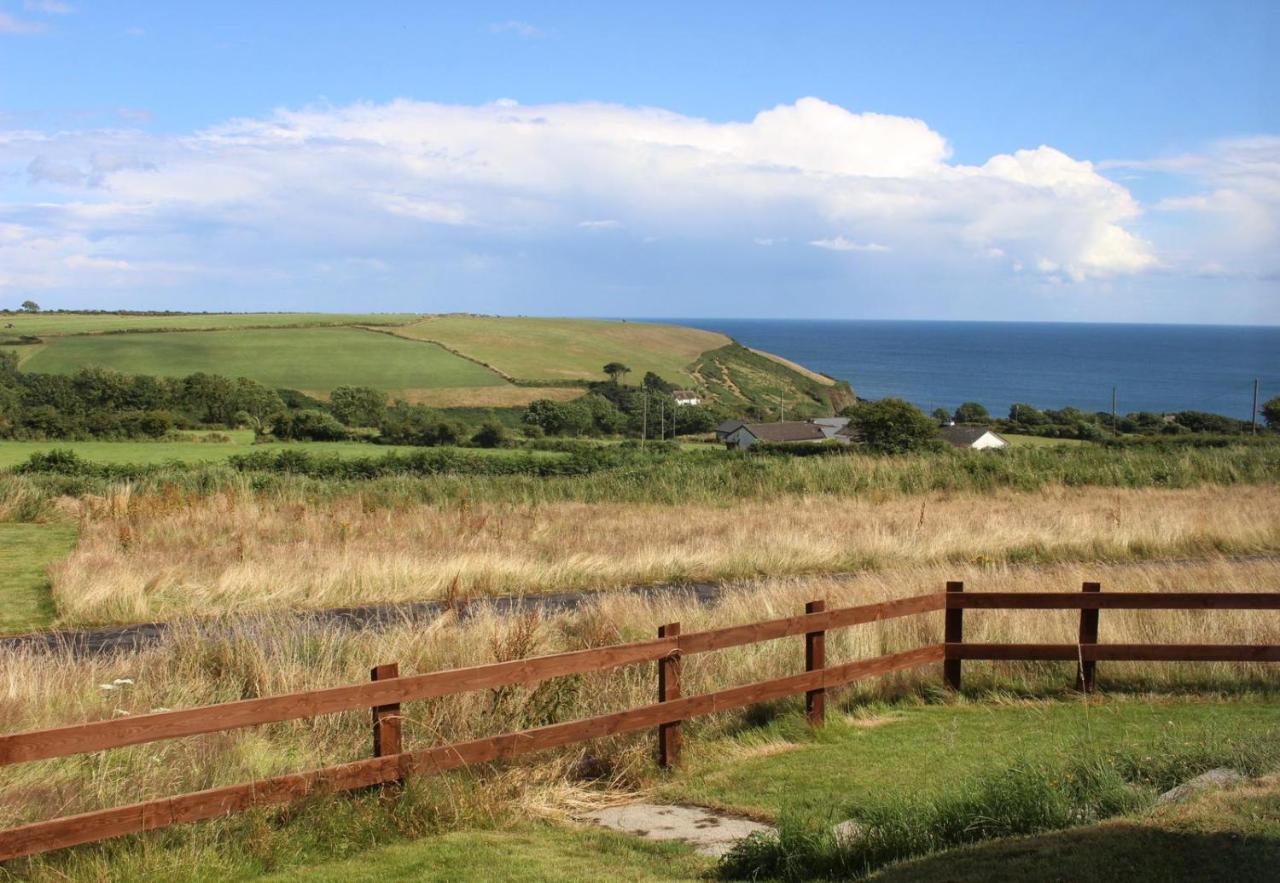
<box><xmin>2</xmin><ymin>95</ymin><xmax>1262</xmax><ymax>307</ymax></box>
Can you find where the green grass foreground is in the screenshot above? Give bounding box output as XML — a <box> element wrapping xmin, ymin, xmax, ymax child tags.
<box><xmin>0</xmin><ymin>522</ymin><xmax>77</xmax><ymax>632</ymax></box>
<box><xmin>8</xmin><ymin>695</ymin><xmax>1277</xmax><ymax>882</ymax></box>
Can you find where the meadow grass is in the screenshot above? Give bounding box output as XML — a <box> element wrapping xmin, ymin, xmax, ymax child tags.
<box><xmin>0</xmin><ymin>523</ymin><xmax>77</xmax><ymax>632</ymax></box>
<box><xmin>392</xmin><ymin>316</ymin><xmax>729</xmax><ymax>385</ymax></box>
<box><xmin>18</xmin><ymin>326</ymin><xmax>506</xmax><ymax>393</ymax></box>
<box><xmin>44</xmin><ymin>483</ymin><xmax>1280</xmax><ymax>625</ymax></box>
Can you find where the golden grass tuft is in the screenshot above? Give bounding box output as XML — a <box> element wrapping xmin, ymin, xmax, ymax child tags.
<box><xmin>47</xmin><ymin>484</ymin><xmax>1280</xmax><ymax>625</ymax></box>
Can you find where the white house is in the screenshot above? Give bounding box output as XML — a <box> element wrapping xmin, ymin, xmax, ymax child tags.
<box><xmin>940</xmin><ymin>426</ymin><xmax>1009</xmax><ymax>450</ymax></box>
<box><xmin>672</xmin><ymin>390</ymin><xmax>702</xmax><ymax>406</ymax></box>
<box><xmin>808</xmin><ymin>416</ymin><xmax>850</xmax><ymax>438</ymax></box>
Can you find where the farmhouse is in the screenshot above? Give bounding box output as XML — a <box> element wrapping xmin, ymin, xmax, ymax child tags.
<box><xmin>672</xmin><ymin>390</ymin><xmax>702</xmax><ymax>406</ymax></box>
<box><xmin>724</xmin><ymin>420</ymin><xmax>828</xmax><ymax>449</ymax></box>
<box><xmin>940</xmin><ymin>425</ymin><xmax>1009</xmax><ymax>450</ymax></box>
<box><xmin>809</xmin><ymin>416</ymin><xmax>850</xmax><ymax>438</ymax></box>
<box><xmin>714</xmin><ymin>418</ymin><xmax>746</xmax><ymax>441</ymax></box>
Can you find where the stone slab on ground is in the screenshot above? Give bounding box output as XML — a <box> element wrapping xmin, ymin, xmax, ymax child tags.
<box><xmin>581</xmin><ymin>803</ymin><xmax>773</xmax><ymax>857</ymax></box>
<box><xmin>1158</xmin><ymin>768</ymin><xmax>1246</xmax><ymax>803</ymax></box>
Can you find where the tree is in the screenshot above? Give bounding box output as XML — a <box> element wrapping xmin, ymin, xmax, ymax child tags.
<box><xmin>953</xmin><ymin>401</ymin><xmax>990</xmax><ymax>424</ymax></box>
<box><xmin>643</xmin><ymin>371</ymin><xmax>674</xmax><ymax>394</ymax></box>
<box><xmin>471</xmin><ymin>420</ymin><xmax>509</xmax><ymax>448</ymax></box>
<box><xmin>19</xmin><ymin>300</ymin><xmax>39</xmax><ymax>313</ymax></box>
<box><xmin>273</xmin><ymin>409</ymin><xmax>348</xmax><ymax>441</ymax></box>
<box><xmin>930</xmin><ymin>407</ymin><xmax>950</xmax><ymax>424</ymax></box>
<box><xmin>523</xmin><ymin>398</ymin><xmax>593</xmax><ymax>436</ymax></box>
<box><xmin>1008</xmin><ymin>403</ymin><xmax>1048</xmax><ymax>425</ymax></box>
<box><xmin>1262</xmin><ymin>397</ymin><xmax>1280</xmax><ymax>431</ymax></box>
<box><xmin>330</xmin><ymin>385</ymin><xmax>387</xmax><ymax>427</ymax></box>
<box><xmin>377</xmin><ymin>401</ymin><xmax>463</xmax><ymax>446</ymax></box>
<box><xmin>229</xmin><ymin>378</ymin><xmax>286</xmax><ymax>435</ymax></box>
<box><xmin>602</xmin><ymin>362</ymin><xmax>631</xmax><ymax>384</ymax></box>
<box><xmin>843</xmin><ymin>398</ymin><xmax>939</xmax><ymax>454</ymax></box>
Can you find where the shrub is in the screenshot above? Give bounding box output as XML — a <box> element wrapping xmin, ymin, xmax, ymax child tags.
<box><xmin>843</xmin><ymin>398</ymin><xmax>939</xmax><ymax>454</ymax></box>
<box><xmin>273</xmin><ymin>409</ymin><xmax>350</xmax><ymax>442</ymax></box>
<box><xmin>471</xmin><ymin>420</ymin><xmax>510</xmax><ymax>448</ymax></box>
<box><xmin>953</xmin><ymin>401</ymin><xmax>990</xmax><ymax>424</ymax></box>
<box><xmin>330</xmin><ymin>386</ymin><xmax>387</xmax><ymax>427</ymax></box>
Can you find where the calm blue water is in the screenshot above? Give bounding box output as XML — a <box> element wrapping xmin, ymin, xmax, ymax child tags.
<box><xmin>664</xmin><ymin>320</ymin><xmax>1279</xmax><ymax>419</ymax></box>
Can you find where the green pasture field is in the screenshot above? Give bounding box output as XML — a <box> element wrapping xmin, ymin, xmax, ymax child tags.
<box><xmin>0</xmin><ymin>522</ymin><xmax>78</xmax><ymax>633</ymax></box>
<box><xmin>0</xmin><ymin>438</ymin><xmax>564</xmax><ymax>470</ymax></box>
<box><xmin>1002</xmin><ymin>433</ymin><xmax>1088</xmax><ymax>447</ymax></box>
<box><xmin>0</xmin><ymin>312</ymin><xmax>417</xmax><ymax>337</ymax></box>
<box><xmin>393</xmin><ymin>316</ymin><xmax>730</xmax><ymax>385</ymax></box>
<box><xmin>14</xmin><ymin>326</ymin><xmax>507</xmax><ymax>394</ymax></box>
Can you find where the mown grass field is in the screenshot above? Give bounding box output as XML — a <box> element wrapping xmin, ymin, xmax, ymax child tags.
<box><xmin>394</xmin><ymin>316</ymin><xmax>729</xmax><ymax>385</ymax></box>
<box><xmin>0</xmin><ymin>523</ymin><xmax>78</xmax><ymax>633</ymax></box>
<box><xmin>16</xmin><ymin>326</ymin><xmax>508</xmax><ymax>394</ymax></box>
<box><xmin>0</xmin><ymin>312</ymin><xmax>417</xmax><ymax>337</ymax></box>
<box><xmin>0</xmin><ymin>437</ymin><xmax>440</xmax><ymax>469</ymax></box>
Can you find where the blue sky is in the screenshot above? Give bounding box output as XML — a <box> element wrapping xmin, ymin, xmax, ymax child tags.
<box><xmin>2</xmin><ymin>1</ymin><xmax>1277</xmax><ymax>323</ymax></box>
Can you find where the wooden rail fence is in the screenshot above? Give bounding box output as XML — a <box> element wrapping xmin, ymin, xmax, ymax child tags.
<box><xmin>1</xmin><ymin>583</ymin><xmax>1277</xmax><ymax>862</ymax></box>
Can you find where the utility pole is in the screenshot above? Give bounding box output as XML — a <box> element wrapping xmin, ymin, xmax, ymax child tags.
<box><xmin>1252</xmin><ymin>379</ymin><xmax>1260</xmax><ymax>435</ymax></box>
<box><xmin>659</xmin><ymin>398</ymin><xmax>665</xmax><ymax>441</ymax></box>
<box><xmin>1111</xmin><ymin>387</ymin><xmax>1117</xmax><ymax>437</ymax></box>
<box><xmin>642</xmin><ymin>390</ymin><xmax>648</xmax><ymax>444</ymax></box>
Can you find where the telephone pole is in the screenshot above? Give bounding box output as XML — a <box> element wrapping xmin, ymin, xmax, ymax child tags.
<box><xmin>642</xmin><ymin>390</ymin><xmax>648</xmax><ymax>443</ymax></box>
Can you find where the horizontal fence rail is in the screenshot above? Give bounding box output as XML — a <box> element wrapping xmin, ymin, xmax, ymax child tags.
<box><xmin>1</xmin><ymin>582</ymin><xmax>1276</xmax><ymax>862</ymax></box>
<box><xmin>0</xmin><ymin>592</ymin><xmax>942</xmax><ymax>767</ymax></box>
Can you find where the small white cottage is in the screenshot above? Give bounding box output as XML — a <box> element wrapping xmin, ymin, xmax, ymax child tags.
<box><xmin>939</xmin><ymin>426</ymin><xmax>1009</xmax><ymax>450</ymax></box>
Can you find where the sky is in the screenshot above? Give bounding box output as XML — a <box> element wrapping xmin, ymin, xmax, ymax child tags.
<box><xmin>1</xmin><ymin>1</ymin><xmax>1277</xmax><ymax>324</ymax></box>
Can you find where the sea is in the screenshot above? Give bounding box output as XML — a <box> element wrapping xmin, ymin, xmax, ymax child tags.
<box><xmin>662</xmin><ymin>320</ymin><xmax>1280</xmax><ymax>420</ymax></box>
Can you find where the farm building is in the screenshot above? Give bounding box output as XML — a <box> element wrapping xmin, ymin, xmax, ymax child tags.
<box><xmin>672</xmin><ymin>390</ymin><xmax>702</xmax><ymax>406</ymax></box>
<box><xmin>724</xmin><ymin>421</ymin><xmax>829</xmax><ymax>449</ymax></box>
<box><xmin>809</xmin><ymin>416</ymin><xmax>850</xmax><ymax>438</ymax></box>
<box><xmin>714</xmin><ymin>419</ymin><xmax>746</xmax><ymax>441</ymax></box>
<box><xmin>940</xmin><ymin>425</ymin><xmax>1009</xmax><ymax>450</ymax></box>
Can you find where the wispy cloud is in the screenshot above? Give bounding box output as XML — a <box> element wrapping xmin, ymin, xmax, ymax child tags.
<box><xmin>23</xmin><ymin>0</ymin><xmax>74</xmax><ymax>13</ymax></box>
<box><xmin>489</xmin><ymin>19</ymin><xmax>544</xmax><ymax>39</ymax></box>
<box><xmin>0</xmin><ymin>11</ymin><xmax>45</xmax><ymax>34</ymax></box>
<box><xmin>577</xmin><ymin>219</ymin><xmax>622</xmax><ymax>230</ymax></box>
<box><xmin>809</xmin><ymin>237</ymin><xmax>890</xmax><ymax>253</ymax></box>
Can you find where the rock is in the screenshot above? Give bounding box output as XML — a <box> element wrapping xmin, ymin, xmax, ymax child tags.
<box><xmin>1158</xmin><ymin>768</ymin><xmax>1246</xmax><ymax>803</ymax></box>
<box><xmin>832</xmin><ymin>819</ymin><xmax>865</xmax><ymax>844</ymax></box>
<box><xmin>581</xmin><ymin>803</ymin><xmax>774</xmax><ymax>857</ymax></box>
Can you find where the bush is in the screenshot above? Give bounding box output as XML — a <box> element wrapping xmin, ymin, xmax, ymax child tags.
<box><xmin>471</xmin><ymin>421</ymin><xmax>510</xmax><ymax>448</ymax></box>
<box><xmin>953</xmin><ymin>401</ymin><xmax>990</xmax><ymax>424</ymax></box>
<box><xmin>330</xmin><ymin>386</ymin><xmax>387</xmax><ymax>427</ymax></box>
<box><xmin>273</xmin><ymin>409</ymin><xmax>349</xmax><ymax>442</ymax></box>
<box><xmin>377</xmin><ymin>401</ymin><xmax>464</xmax><ymax>446</ymax></box>
<box><xmin>843</xmin><ymin>398</ymin><xmax>940</xmax><ymax>454</ymax></box>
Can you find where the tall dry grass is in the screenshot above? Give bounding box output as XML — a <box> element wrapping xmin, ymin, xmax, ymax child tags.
<box><xmin>4</xmin><ymin>556</ymin><xmax>1279</xmax><ymax>833</ymax></box>
<box><xmin>49</xmin><ymin>484</ymin><xmax>1280</xmax><ymax>625</ymax></box>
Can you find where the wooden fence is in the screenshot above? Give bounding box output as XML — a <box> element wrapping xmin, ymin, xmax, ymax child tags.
<box><xmin>1</xmin><ymin>583</ymin><xmax>1277</xmax><ymax>862</ymax></box>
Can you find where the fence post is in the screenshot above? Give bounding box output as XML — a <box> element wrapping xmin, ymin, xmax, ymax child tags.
<box><xmin>1075</xmin><ymin>582</ymin><xmax>1101</xmax><ymax>693</ymax></box>
<box><xmin>944</xmin><ymin>581</ymin><xmax>964</xmax><ymax>691</ymax></box>
<box><xmin>657</xmin><ymin>623</ymin><xmax>682</xmax><ymax>768</ymax></box>
<box><xmin>805</xmin><ymin>600</ymin><xmax>826</xmax><ymax>726</ymax></box>
<box><xmin>371</xmin><ymin>663</ymin><xmax>402</xmax><ymax>780</ymax></box>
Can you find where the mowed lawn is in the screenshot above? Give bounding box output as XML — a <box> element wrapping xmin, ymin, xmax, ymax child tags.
<box><xmin>261</xmin><ymin>698</ymin><xmax>1278</xmax><ymax>882</ymax></box>
<box><xmin>0</xmin><ymin>312</ymin><xmax>417</xmax><ymax>336</ymax></box>
<box><xmin>664</xmin><ymin>697</ymin><xmax>1280</xmax><ymax>819</ymax></box>
<box><xmin>395</xmin><ymin>316</ymin><xmax>729</xmax><ymax>385</ymax></box>
<box><xmin>18</xmin><ymin>327</ymin><xmax>507</xmax><ymax>393</ymax></box>
<box><xmin>0</xmin><ymin>523</ymin><xmax>78</xmax><ymax>632</ymax></box>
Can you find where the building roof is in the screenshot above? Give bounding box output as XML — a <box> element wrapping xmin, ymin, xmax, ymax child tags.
<box><xmin>809</xmin><ymin>416</ymin><xmax>850</xmax><ymax>437</ymax></box>
<box><xmin>672</xmin><ymin>390</ymin><xmax>700</xmax><ymax>398</ymax></box>
<box><xmin>715</xmin><ymin>419</ymin><xmax>746</xmax><ymax>434</ymax></box>
<box><xmin>738</xmin><ymin>421</ymin><xmax>829</xmax><ymax>443</ymax></box>
<box><xmin>940</xmin><ymin>425</ymin><xmax>1006</xmax><ymax>448</ymax></box>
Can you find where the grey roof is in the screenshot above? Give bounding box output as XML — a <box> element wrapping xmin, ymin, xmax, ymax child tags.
<box><xmin>715</xmin><ymin>419</ymin><xmax>746</xmax><ymax>434</ymax></box>
<box><xmin>940</xmin><ymin>425</ymin><xmax>1006</xmax><ymax>448</ymax></box>
<box><xmin>739</xmin><ymin>421</ymin><xmax>828</xmax><ymax>443</ymax></box>
<box><xmin>809</xmin><ymin>416</ymin><xmax>850</xmax><ymax>437</ymax></box>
